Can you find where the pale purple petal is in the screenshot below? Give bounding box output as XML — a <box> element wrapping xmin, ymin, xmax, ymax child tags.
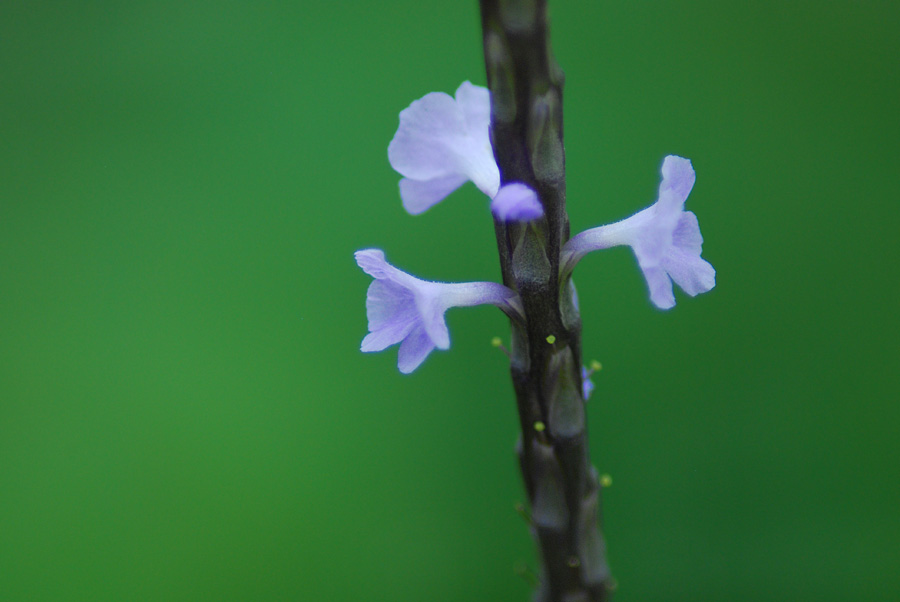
<box><xmin>491</xmin><ymin>183</ymin><xmax>544</xmax><ymax>222</ymax></box>
<box><xmin>661</xmin><ymin>250</ymin><xmax>716</xmax><ymax>297</ymax></box>
<box><xmin>659</xmin><ymin>155</ymin><xmax>695</xmax><ymax>206</ymax></box>
<box><xmin>362</xmin><ymin>280</ymin><xmax>416</xmax><ymax>347</ymax></box>
<box><xmin>388</xmin><ymin>92</ymin><xmax>467</xmax><ymax>181</ymax></box>
<box><xmin>642</xmin><ymin>265</ymin><xmax>676</xmax><ymax>310</ymax></box>
<box><xmin>399</xmin><ymin>175</ymin><xmax>468</xmax><ymax>215</ymax></box>
<box><xmin>662</xmin><ymin>212</ymin><xmax>715</xmax><ymax>297</ymax></box>
<box><xmin>355</xmin><ymin>249</ymin><xmax>419</xmax><ymax>292</ymax></box>
<box><xmin>355</xmin><ymin>249</ymin><xmax>393</xmax><ymax>279</ymax></box>
<box><xmin>361</xmin><ymin>321</ymin><xmax>413</xmax><ymax>353</ymax></box>
<box><xmin>670</xmin><ymin>211</ymin><xmax>703</xmax><ymax>254</ymax></box>
<box><xmin>397</xmin><ymin>323</ymin><xmax>437</xmax><ymax>374</ymax></box>
<box><xmin>455</xmin><ymin>81</ymin><xmax>491</xmax><ymax>136</ymax></box>
<box><xmin>414</xmin><ymin>283</ymin><xmax>451</xmax><ymax>350</ymax></box>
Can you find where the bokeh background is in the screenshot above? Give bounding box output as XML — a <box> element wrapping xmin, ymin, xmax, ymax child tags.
<box><xmin>1</xmin><ymin>1</ymin><xmax>897</xmax><ymax>600</ymax></box>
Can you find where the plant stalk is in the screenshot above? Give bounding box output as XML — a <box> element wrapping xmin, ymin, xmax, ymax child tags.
<box><xmin>478</xmin><ymin>1</ymin><xmax>614</xmax><ymax>600</ymax></box>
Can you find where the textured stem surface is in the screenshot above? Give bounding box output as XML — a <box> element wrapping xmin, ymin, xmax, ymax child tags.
<box><xmin>478</xmin><ymin>1</ymin><xmax>614</xmax><ymax>600</ymax></box>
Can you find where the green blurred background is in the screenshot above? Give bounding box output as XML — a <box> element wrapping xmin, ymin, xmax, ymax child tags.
<box><xmin>1</xmin><ymin>1</ymin><xmax>897</xmax><ymax>600</ymax></box>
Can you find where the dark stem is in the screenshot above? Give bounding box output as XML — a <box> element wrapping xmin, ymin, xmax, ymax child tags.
<box><xmin>478</xmin><ymin>1</ymin><xmax>614</xmax><ymax>600</ymax></box>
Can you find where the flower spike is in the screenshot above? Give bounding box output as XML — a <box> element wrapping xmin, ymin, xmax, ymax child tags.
<box><xmin>562</xmin><ymin>155</ymin><xmax>716</xmax><ymax>309</ymax></box>
<box><xmin>355</xmin><ymin>249</ymin><xmax>523</xmax><ymax>373</ymax></box>
<box><xmin>388</xmin><ymin>82</ymin><xmax>500</xmax><ymax>215</ymax></box>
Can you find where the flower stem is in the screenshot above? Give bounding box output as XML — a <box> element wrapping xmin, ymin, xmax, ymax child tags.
<box><xmin>478</xmin><ymin>1</ymin><xmax>614</xmax><ymax>600</ymax></box>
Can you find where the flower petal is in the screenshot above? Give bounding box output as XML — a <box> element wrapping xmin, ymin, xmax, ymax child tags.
<box><xmin>455</xmin><ymin>81</ymin><xmax>491</xmax><ymax>137</ymax></box>
<box><xmin>355</xmin><ymin>248</ymin><xmax>418</xmax><ymax>290</ymax></box>
<box><xmin>452</xmin><ymin>82</ymin><xmax>499</xmax><ymax>197</ymax></box>
<box><xmin>399</xmin><ymin>174</ymin><xmax>468</xmax><ymax>215</ymax></box>
<box><xmin>365</xmin><ymin>279</ymin><xmax>415</xmax><ymax>332</ymax></box>
<box><xmin>388</xmin><ymin>91</ymin><xmax>468</xmax><ymax>181</ymax></box>
<box><xmin>671</xmin><ymin>211</ymin><xmax>703</xmax><ymax>254</ymax></box>
<box><xmin>661</xmin><ymin>250</ymin><xmax>716</xmax><ymax>298</ymax></box>
<box><xmin>659</xmin><ymin>155</ymin><xmax>695</xmax><ymax>202</ymax></box>
<box><xmin>397</xmin><ymin>323</ymin><xmax>437</xmax><ymax>374</ymax></box>
<box><xmin>490</xmin><ymin>183</ymin><xmax>544</xmax><ymax>222</ymax></box>
<box><xmin>641</xmin><ymin>265</ymin><xmax>676</xmax><ymax>310</ymax></box>
<box><xmin>415</xmin><ymin>290</ymin><xmax>450</xmax><ymax>350</ymax></box>
<box><xmin>361</xmin><ymin>320</ymin><xmax>414</xmax><ymax>353</ymax></box>
<box><xmin>355</xmin><ymin>249</ymin><xmax>391</xmax><ymax>279</ymax></box>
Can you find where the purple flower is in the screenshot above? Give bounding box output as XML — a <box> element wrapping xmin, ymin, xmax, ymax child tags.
<box><xmin>581</xmin><ymin>366</ymin><xmax>595</xmax><ymax>400</ymax></box>
<box><xmin>388</xmin><ymin>82</ymin><xmax>500</xmax><ymax>215</ymax></box>
<box><xmin>356</xmin><ymin>249</ymin><xmax>523</xmax><ymax>373</ymax></box>
<box><xmin>491</xmin><ymin>183</ymin><xmax>545</xmax><ymax>222</ymax></box>
<box><xmin>562</xmin><ymin>155</ymin><xmax>715</xmax><ymax>309</ymax></box>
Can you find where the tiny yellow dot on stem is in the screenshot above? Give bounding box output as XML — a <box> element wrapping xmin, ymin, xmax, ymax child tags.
<box><xmin>545</xmin><ymin>335</ymin><xmax>556</xmax><ymax>344</ymax></box>
<box><xmin>534</xmin><ymin>421</ymin><xmax>546</xmax><ymax>432</ymax></box>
